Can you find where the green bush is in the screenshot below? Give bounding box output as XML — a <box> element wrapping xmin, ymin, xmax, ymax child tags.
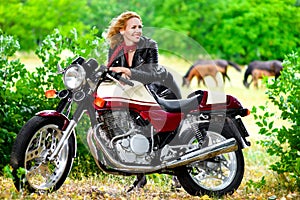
<box><xmin>0</xmin><ymin>31</ymin><xmax>52</xmax><ymax>170</ymax></box>
<box><xmin>252</xmin><ymin>51</ymin><xmax>300</xmax><ymax>190</ymax></box>
<box><xmin>34</xmin><ymin>27</ymin><xmax>107</xmax><ymax>177</ymax></box>
<box><xmin>0</xmin><ymin>30</ymin><xmax>62</xmax><ymax>172</ymax></box>
<box><xmin>0</xmin><ymin>31</ymin><xmax>30</xmax><ymax>171</ymax></box>
<box><xmin>0</xmin><ymin>27</ymin><xmax>107</xmax><ymax>176</ymax></box>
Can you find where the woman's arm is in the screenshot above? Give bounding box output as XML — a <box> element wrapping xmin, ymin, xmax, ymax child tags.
<box><xmin>130</xmin><ymin>40</ymin><xmax>168</xmax><ymax>84</ymax></box>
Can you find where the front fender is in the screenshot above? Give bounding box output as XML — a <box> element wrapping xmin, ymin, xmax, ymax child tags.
<box><xmin>36</xmin><ymin>110</ymin><xmax>69</xmax><ymax>129</ymax></box>
<box><xmin>36</xmin><ymin>110</ymin><xmax>77</xmax><ymax>158</ymax></box>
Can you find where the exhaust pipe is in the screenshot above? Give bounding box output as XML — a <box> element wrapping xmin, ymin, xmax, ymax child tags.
<box><xmin>88</xmin><ymin>127</ymin><xmax>238</xmax><ymax>173</ymax></box>
<box><xmin>165</xmin><ymin>138</ymin><xmax>238</xmax><ymax>169</ymax></box>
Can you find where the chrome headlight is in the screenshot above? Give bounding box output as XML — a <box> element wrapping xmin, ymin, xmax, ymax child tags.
<box><xmin>63</xmin><ymin>64</ymin><xmax>86</xmax><ymax>90</ymax></box>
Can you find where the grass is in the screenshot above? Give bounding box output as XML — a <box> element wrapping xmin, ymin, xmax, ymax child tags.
<box><xmin>1</xmin><ymin>54</ymin><xmax>298</xmax><ymax>199</ymax></box>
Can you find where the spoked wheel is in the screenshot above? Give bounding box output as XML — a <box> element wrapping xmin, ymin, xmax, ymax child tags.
<box><xmin>175</xmin><ymin>125</ymin><xmax>244</xmax><ymax>197</ymax></box>
<box><xmin>10</xmin><ymin>116</ymin><xmax>75</xmax><ymax>193</ymax></box>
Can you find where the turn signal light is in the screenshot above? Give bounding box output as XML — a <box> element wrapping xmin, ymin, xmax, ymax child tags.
<box><xmin>45</xmin><ymin>89</ymin><xmax>57</xmax><ymax>98</ymax></box>
<box><xmin>94</xmin><ymin>97</ymin><xmax>106</xmax><ymax>108</ymax></box>
<box><xmin>239</xmin><ymin>108</ymin><xmax>251</xmax><ymax>117</ymax></box>
<box><xmin>246</xmin><ymin>109</ymin><xmax>251</xmax><ymax>116</ymax></box>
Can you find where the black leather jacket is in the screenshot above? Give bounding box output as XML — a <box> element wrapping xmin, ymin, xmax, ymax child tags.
<box><xmin>108</xmin><ymin>36</ymin><xmax>181</xmax><ymax>99</ymax></box>
<box><xmin>108</xmin><ymin>36</ymin><xmax>169</xmax><ymax>84</ymax></box>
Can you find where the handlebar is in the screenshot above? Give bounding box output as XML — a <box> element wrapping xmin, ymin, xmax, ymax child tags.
<box><xmin>66</xmin><ymin>57</ymin><xmax>134</xmax><ymax>87</ymax></box>
<box><xmin>97</xmin><ymin>65</ymin><xmax>134</xmax><ymax>86</ymax></box>
<box><xmin>113</xmin><ymin>72</ymin><xmax>134</xmax><ymax>86</ymax></box>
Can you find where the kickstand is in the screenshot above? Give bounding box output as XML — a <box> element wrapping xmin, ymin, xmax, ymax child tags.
<box><xmin>126</xmin><ymin>174</ymin><xmax>147</xmax><ymax>193</ymax></box>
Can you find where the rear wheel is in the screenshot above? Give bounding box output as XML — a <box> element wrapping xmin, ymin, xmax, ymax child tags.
<box><xmin>10</xmin><ymin>116</ymin><xmax>75</xmax><ymax>193</ymax></box>
<box><xmin>175</xmin><ymin>124</ymin><xmax>244</xmax><ymax>197</ymax></box>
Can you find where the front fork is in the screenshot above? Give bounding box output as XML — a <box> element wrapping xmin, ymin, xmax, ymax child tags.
<box><xmin>38</xmin><ymin>91</ymin><xmax>96</xmax><ymax>161</ymax></box>
<box><xmin>48</xmin><ymin>119</ymin><xmax>77</xmax><ymax>160</ymax></box>
<box><xmin>51</xmin><ymin>107</ymin><xmax>92</xmax><ymax>161</ymax></box>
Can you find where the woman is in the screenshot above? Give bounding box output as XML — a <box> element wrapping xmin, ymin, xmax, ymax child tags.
<box><xmin>106</xmin><ymin>11</ymin><xmax>181</xmax><ymax>99</ymax></box>
<box><xmin>106</xmin><ymin>11</ymin><xmax>181</xmax><ymax>191</ymax></box>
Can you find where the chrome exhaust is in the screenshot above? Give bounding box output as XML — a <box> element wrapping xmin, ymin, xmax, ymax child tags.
<box><xmin>165</xmin><ymin>138</ymin><xmax>238</xmax><ymax>169</ymax></box>
<box><xmin>88</xmin><ymin>127</ymin><xmax>238</xmax><ymax>173</ymax></box>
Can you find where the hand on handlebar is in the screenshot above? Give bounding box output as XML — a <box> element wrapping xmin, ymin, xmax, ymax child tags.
<box><xmin>110</xmin><ymin>67</ymin><xmax>132</xmax><ymax>78</ymax></box>
<box><xmin>109</xmin><ymin>67</ymin><xmax>134</xmax><ymax>86</ymax></box>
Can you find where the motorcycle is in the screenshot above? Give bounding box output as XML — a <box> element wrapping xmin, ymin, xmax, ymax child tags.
<box><xmin>10</xmin><ymin>56</ymin><xmax>251</xmax><ymax>197</ymax></box>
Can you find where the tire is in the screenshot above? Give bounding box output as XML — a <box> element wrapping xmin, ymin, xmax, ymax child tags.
<box><xmin>174</xmin><ymin>123</ymin><xmax>244</xmax><ymax>197</ymax></box>
<box><xmin>10</xmin><ymin>116</ymin><xmax>75</xmax><ymax>193</ymax></box>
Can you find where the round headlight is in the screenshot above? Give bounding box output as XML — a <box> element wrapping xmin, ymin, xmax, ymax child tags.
<box><xmin>63</xmin><ymin>64</ymin><xmax>86</xmax><ymax>90</ymax></box>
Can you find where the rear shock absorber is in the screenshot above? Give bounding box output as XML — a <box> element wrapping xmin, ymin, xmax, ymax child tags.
<box><xmin>191</xmin><ymin>123</ymin><xmax>207</xmax><ymax>147</ymax></box>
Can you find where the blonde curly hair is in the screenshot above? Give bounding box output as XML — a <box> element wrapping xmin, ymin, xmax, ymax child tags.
<box><xmin>106</xmin><ymin>11</ymin><xmax>142</xmax><ymax>49</ymax></box>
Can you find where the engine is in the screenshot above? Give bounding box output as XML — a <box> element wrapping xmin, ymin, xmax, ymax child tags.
<box><xmin>97</xmin><ymin>110</ymin><xmax>153</xmax><ymax>164</ymax></box>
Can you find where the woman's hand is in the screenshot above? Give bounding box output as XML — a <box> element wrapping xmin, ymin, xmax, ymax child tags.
<box><xmin>110</xmin><ymin>67</ymin><xmax>132</xmax><ymax>81</ymax></box>
<box><xmin>110</xmin><ymin>67</ymin><xmax>131</xmax><ymax>79</ymax></box>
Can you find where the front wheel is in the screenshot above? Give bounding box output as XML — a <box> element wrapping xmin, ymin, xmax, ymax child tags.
<box><xmin>10</xmin><ymin>116</ymin><xmax>75</xmax><ymax>193</ymax></box>
<box><xmin>175</xmin><ymin>125</ymin><xmax>245</xmax><ymax>197</ymax></box>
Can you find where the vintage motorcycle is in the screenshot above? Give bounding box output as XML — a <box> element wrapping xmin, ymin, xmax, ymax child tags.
<box><xmin>10</xmin><ymin>56</ymin><xmax>251</xmax><ymax>197</ymax></box>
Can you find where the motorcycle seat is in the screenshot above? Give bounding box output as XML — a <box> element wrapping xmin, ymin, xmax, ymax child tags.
<box><xmin>150</xmin><ymin>90</ymin><xmax>203</xmax><ymax>113</ymax></box>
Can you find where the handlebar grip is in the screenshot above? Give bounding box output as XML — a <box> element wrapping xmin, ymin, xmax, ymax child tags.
<box><xmin>99</xmin><ymin>65</ymin><xmax>107</xmax><ymax>73</ymax></box>
<box><xmin>116</xmin><ymin>74</ymin><xmax>134</xmax><ymax>86</ymax></box>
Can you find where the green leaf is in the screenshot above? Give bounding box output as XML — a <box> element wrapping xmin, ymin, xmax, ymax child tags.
<box><xmin>263</xmin><ymin>118</ymin><xmax>268</xmax><ymax>126</ymax></box>
<box><xmin>268</xmin><ymin>121</ymin><xmax>274</xmax><ymax>129</ymax></box>
<box><xmin>251</xmin><ymin>106</ymin><xmax>257</xmax><ymax>113</ymax></box>
<box><xmin>256</xmin><ymin>122</ymin><xmax>263</xmax><ymax>127</ymax></box>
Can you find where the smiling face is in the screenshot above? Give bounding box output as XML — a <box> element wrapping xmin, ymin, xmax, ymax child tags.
<box><xmin>121</xmin><ymin>17</ymin><xmax>143</xmax><ymax>46</ymax></box>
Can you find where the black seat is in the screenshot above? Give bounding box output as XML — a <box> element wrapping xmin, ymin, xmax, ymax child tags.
<box><xmin>149</xmin><ymin>89</ymin><xmax>203</xmax><ymax>113</ymax></box>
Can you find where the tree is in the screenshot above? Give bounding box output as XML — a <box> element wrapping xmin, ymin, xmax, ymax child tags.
<box><xmin>191</xmin><ymin>0</ymin><xmax>300</xmax><ymax>63</ymax></box>
<box><xmin>1</xmin><ymin>0</ymin><xmax>300</xmax><ymax>63</ymax></box>
<box><xmin>140</xmin><ymin>0</ymin><xmax>300</xmax><ymax>63</ymax></box>
<box><xmin>0</xmin><ymin>0</ymin><xmax>90</xmax><ymax>50</ymax></box>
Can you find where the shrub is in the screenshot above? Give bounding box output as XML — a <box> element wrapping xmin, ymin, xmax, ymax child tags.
<box><xmin>252</xmin><ymin>51</ymin><xmax>300</xmax><ymax>190</ymax></box>
<box><xmin>0</xmin><ymin>31</ymin><xmax>29</xmax><ymax>171</ymax></box>
<box><xmin>0</xmin><ymin>27</ymin><xmax>106</xmax><ymax>176</ymax></box>
<box><xmin>0</xmin><ymin>29</ymin><xmax>61</xmax><ymax>173</ymax></box>
<box><xmin>35</xmin><ymin>27</ymin><xmax>107</xmax><ymax>177</ymax></box>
